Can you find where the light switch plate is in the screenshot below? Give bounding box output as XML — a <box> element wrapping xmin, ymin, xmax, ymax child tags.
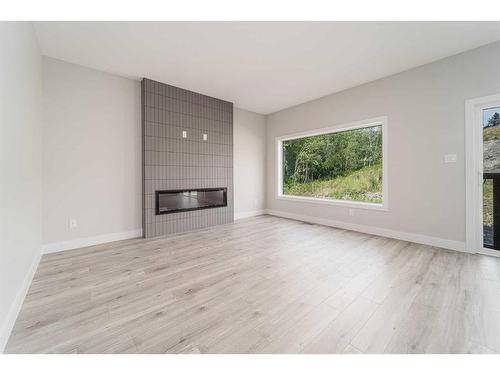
<box><xmin>444</xmin><ymin>154</ymin><xmax>457</xmax><ymax>163</ymax></box>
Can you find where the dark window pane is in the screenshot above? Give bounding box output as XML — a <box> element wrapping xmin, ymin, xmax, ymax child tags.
<box><xmin>483</xmin><ymin>106</ymin><xmax>500</xmax><ymax>248</ymax></box>
<box><xmin>483</xmin><ymin>178</ymin><xmax>493</xmax><ymax>247</ymax></box>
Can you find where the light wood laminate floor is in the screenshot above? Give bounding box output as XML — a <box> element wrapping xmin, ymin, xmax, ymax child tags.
<box><xmin>5</xmin><ymin>215</ymin><xmax>500</xmax><ymax>354</ymax></box>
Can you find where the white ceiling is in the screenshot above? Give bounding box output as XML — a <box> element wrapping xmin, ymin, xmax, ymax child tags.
<box><xmin>34</xmin><ymin>22</ymin><xmax>500</xmax><ymax>114</ymax></box>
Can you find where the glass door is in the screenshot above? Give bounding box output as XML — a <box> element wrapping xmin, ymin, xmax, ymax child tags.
<box><xmin>483</xmin><ymin>106</ymin><xmax>500</xmax><ymax>249</ymax></box>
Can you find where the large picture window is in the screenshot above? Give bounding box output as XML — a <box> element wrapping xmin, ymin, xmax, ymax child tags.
<box><xmin>277</xmin><ymin>117</ymin><xmax>387</xmax><ymax>210</ymax></box>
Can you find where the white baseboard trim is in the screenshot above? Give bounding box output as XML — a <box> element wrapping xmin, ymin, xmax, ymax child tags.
<box><xmin>234</xmin><ymin>209</ymin><xmax>266</xmax><ymax>220</ymax></box>
<box><xmin>0</xmin><ymin>252</ymin><xmax>41</xmax><ymax>353</ymax></box>
<box><xmin>265</xmin><ymin>209</ymin><xmax>467</xmax><ymax>253</ymax></box>
<box><xmin>42</xmin><ymin>229</ymin><xmax>143</xmax><ymax>254</ymax></box>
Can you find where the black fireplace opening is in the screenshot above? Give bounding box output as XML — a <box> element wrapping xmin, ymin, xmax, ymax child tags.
<box><xmin>155</xmin><ymin>188</ymin><xmax>227</xmax><ymax>215</ymax></box>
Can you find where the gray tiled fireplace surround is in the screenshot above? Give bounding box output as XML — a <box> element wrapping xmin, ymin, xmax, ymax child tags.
<box><xmin>142</xmin><ymin>78</ymin><xmax>234</xmax><ymax>238</ymax></box>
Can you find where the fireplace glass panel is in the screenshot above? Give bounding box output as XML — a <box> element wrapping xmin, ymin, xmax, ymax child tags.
<box><xmin>156</xmin><ymin>188</ymin><xmax>227</xmax><ymax>214</ymax></box>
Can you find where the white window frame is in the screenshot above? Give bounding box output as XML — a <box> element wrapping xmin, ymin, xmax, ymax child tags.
<box><xmin>276</xmin><ymin>116</ymin><xmax>388</xmax><ymax>211</ymax></box>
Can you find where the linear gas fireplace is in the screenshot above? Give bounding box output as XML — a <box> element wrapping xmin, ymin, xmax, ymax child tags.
<box><xmin>155</xmin><ymin>188</ymin><xmax>227</xmax><ymax>215</ymax></box>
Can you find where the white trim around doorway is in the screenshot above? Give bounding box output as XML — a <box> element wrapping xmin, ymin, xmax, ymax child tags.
<box><xmin>465</xmin><ymin>93</ymin><xmax>500</xmax><ymax>257</ymax></box>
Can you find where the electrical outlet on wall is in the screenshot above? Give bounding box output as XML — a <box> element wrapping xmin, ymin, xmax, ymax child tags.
<box><xmin>69</xmin><ymin>218</ymin><xmax>77</xmax><ymax>230</ymax></box>
<box><xmin>182</xmin><ymin>130</ymin><xmax>187</xmax><ymax>138</ymax></box>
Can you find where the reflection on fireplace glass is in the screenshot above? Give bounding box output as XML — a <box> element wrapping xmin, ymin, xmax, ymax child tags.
<box><xmin>156</xmin><ymin>188</ymin><xmax>227</xmax><ymax>214</ymax></box>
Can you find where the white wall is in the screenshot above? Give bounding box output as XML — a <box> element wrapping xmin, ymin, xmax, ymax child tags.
<box><xmin>0</xmin><ymin>23</ymin><xmax>43</xmax><ymax>351</ymax></box>
<box><xmin>42</xmin><ymin>58</ymin><xmax>267</xmax><ymax>249</ymax></box>
<box><xmin>233</xmin><ymin>108</ymin><xmax>266</xmax><ymax>218</ymax></box>
<box><xmin>266</xmin><ymin>41</ymin><xmax>500</xmax><ymax>247</ymax></box>
<box><xmin>42</xmin><ymin>57</ymin><xmax>142</xmax><ymax>248</ymax></box>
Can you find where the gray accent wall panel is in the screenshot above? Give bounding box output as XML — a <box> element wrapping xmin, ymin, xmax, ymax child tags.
<box><xmin>142</xmin><ymin>78</ymin><xmax>233</xmax><ymax>238</ymax></box>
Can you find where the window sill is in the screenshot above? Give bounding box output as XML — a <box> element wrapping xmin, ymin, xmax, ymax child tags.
<box><xmin>276</xmin><ymin>194</ymin><xmax>388</xmax><ymax>211</ymax></box>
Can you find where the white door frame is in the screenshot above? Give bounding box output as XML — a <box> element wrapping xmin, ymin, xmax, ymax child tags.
<box><xmin>465</xmin><ymin>93</ymin><xmax>500</xmax><ymax>257</ymax></box>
